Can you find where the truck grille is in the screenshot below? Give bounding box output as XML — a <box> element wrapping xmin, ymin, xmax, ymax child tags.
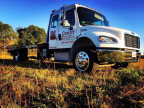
<box><xmin>125</xmin><ymin>34</ymin><xmax>140</xmax><ymax>48</ymax></box>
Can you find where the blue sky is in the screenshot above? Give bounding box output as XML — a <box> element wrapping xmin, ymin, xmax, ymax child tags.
<box><xmin>0</xmin><ymin>0</ymin><xmax>144</xmax><ymax>54</ymax></box>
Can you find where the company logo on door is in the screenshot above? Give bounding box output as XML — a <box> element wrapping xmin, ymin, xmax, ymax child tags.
<box><xmin>62</xmin><ymin>30</ymin><xmax>75</xmax><ymax>40</ymax></box>
<box><xmin>62</xmin><ymin>31</ymin><xmax>74</xmax><ymax>35</ymax></box>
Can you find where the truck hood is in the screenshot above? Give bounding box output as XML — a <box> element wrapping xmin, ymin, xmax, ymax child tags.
<box><xmin>80</xmin><ymin>26</ymin><xmax>139</xmax><ymax>40</ymax></box>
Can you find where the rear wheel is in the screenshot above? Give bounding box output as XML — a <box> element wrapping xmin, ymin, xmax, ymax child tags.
<box><xmin>73</xmin><ymin>48</ymin><xmax>99</xmax><ymax>73</ymax></box>
<box><xmin>13</xmin><ymin>49</ymin><xmax>28</xmax><ymax>61</ymax></box>
<box><xmin>13</xmin><ymin>52</ymin><xmax>19</xmax><ymax>61</ymax></box>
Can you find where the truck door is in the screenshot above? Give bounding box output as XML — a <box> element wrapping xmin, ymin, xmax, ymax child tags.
<box><xmin>58</xmin><ymin>8</ymin><xmax>76</xmax><ymax>48</ymax></box>
<box><xmin>49</xmin><ymin>14</ymin><xmax>59</xmax><ymax>49</ymax></box>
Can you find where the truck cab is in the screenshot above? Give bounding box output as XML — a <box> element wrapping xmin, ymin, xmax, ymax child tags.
<box><xmin>11</xmin><ymin>4</ymin><xmax>141</xmax><ymax>72</ymax></box>
<box><xmin>44</xmin><ymin>4</ymin><xmax>140</xmax><ymax>72</ymax></box>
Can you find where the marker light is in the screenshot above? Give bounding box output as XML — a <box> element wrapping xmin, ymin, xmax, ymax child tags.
<box><xmin>78</xmin><ymin>3</ymin><xmax>81</xmax><ymax>5</ymax></box>
<box><xmin>82</xmin><ymin>21</ymin><xmax>85</xmax><ymax>24</ymax></box>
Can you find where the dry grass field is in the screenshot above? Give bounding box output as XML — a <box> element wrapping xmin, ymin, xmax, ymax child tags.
<box><xmin>0</xmin><ymin>52</ymin><xmax>144</xmax><ymax>108</ymax></box>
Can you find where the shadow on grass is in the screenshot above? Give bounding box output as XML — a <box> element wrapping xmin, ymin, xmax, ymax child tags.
<box><xmin>0</xmin><ymin>59</ymin><xmax>73</xmax><ymax>72</ymax></box>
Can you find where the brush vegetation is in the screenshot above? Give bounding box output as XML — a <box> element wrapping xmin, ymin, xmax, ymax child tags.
<box><xmin>0</xmin><ymin>53</ymin><xmax>144</xmax><ymax>108</ymax></box>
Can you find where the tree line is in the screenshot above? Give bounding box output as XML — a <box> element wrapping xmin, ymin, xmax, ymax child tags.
<box><xmin>0</xmin><ymin>21</ymin><xmax>46</xmax><ymax>51</ymax></box>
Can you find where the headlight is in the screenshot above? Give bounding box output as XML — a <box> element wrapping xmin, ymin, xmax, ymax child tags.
<box><xmin>98</xmin><ymin>36</ymin><xmax>118</xmax><ymax>43</ymax></box>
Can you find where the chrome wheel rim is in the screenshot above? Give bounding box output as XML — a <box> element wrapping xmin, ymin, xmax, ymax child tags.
<box><xmin>75</xmin><ymin>51</ymin><xmax>89</xmax><ymax>71</ymax></box>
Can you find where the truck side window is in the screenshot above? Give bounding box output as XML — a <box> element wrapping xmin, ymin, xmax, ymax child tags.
<box><xmin>51</xmin><ymin>15</ymin><xmax>58</xmax><ymax>28</ymax></box>
<box><xmin>64</xmin><ymin>9</ymin><xmax>75</xmax><ymax>27</ymax></box>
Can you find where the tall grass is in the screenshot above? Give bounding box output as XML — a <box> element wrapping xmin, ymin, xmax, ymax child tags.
<box><xmin>0</xmin><ymin>53</ymin><xmax>144</xmax><ymax>107</ymax></box>
<box><xmin>0</xmin><ymin>60</ymin><xmax>144</xmax><ymax>107</ymax></box>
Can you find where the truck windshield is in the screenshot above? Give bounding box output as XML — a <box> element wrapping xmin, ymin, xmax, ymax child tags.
<box><xmin>77</xmin><ymin>7</ymin><xmax>109</xmax><ymax>26</ymax></box>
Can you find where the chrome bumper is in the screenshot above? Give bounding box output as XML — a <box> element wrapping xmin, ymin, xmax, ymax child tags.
<box><xmin>96</xmin><ymin>49</ymin><xmax>141</xmax><ymax>64</ymax></box>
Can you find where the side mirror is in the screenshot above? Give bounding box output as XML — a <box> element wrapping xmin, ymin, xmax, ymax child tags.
<box><xmin>63</xmin><ymin>20</ymin><xmax>70</xmax><ymax>27</ymax></box>
<box><xmin>59</xmin><ymin>5</ymin><xmax>74</xmax><ymax>29</ymax></box>
<box><xmin>62</xmin><ymin>20</ymin><xmax>73</xmax><ymax>30</ymax></box>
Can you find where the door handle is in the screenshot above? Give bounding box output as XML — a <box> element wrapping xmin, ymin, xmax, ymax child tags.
<box><xmin>58</xmin><ymin>34</ymin><xmax>62</xmax><ymax>40</ymax></box>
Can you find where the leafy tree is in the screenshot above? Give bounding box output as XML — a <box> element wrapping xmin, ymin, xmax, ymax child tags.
<box><xmin>0</xmin><ymin>21</ymin><xmax>18</xmax><ymax>52</ymax></box>
<box><xmin>17</xmin><ymin>25</ymin><xmax>46</xmax><ymax>46</ymax></box>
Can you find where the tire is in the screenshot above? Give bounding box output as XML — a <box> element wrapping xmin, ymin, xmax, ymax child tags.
<box><xmin>112</xmin><ymin>63</ymin><xmax>131</xmax><ymax>69</ymax></box>
<box><xmin>13</xmin><ymin>50</ymin><xmax>19</xmax><ymax>61</ymax></box>
<box><xmin>13</xmin><ymin>54</ymin><xmax>19</xmax><ymax>61</ymax></box>
<box><xmin>73</xmin><ymin>47</ymin><xmax>99</xmax><ymax>73</ymax></box>
<box><xmin>13</xmin><ymin>49</ymin><xmax>28</xmax><ymax>61</ymax></box>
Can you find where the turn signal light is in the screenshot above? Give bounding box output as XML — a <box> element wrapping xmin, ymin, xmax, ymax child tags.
<box><xmin>98</xmin><ymin>37</ymin><xmax>104</xmax><ymax>42</ymax></box>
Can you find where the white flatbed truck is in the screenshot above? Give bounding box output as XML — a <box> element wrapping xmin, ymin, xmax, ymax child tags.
<box><xmin>8</xmin><ymin>4</ymin><xmax>141</xmax><ymax>72</ymax></box>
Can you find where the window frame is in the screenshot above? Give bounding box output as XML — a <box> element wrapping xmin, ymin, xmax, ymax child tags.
<box><xmin>64</xmin><ymin>9</ymin><xmax>75</xmax><ymax>27</ymax></box>
<box><xmin>51</xmin><ymin>15</ymin><xmax>59</xmax><ymax>28</ymax></box>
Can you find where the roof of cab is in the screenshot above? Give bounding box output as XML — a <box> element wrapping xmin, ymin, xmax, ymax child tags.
<box><xmin>52</xmin><ymin>4</ymin><xmax>102</xmax><ymax>15</ymax></box>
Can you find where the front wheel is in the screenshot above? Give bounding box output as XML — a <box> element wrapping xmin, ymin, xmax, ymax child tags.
<box><xmin>73</xmin><ymin>48</ymin><xmax>99</xmax><ymax>73</ymax></box>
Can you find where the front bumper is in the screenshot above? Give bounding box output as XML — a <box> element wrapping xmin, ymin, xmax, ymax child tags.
<box><xmin>96</xmin><ymin>49</ymin><xmax>141</xmax><ymax>64</ymax></box>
